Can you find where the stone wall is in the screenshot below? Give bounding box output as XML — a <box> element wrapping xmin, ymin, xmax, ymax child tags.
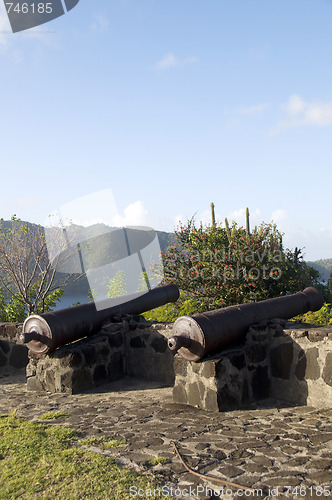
<box><xmin>0</xmin><ymin>323</ymin><xmax>28</xmax><ymax>376</ymax></box>
<box><xmin>173</xmin><ymin>320</ymin><xmax>332</xmax><ymax>411</ymax></box>
<box><xmin>125</xmin><ymin>322</ymin><xmax>174</xmax><ymax>385</ymax></box>
<box><xmin>270</xmin><ymin>322</ymin><xmax>332</xmax><ymax>407</ymax></box>
<box><xmin>26</xmin><ymin>318</ymin><xmax>175</xmax><ymax>393</ymax></box>
<box><xmin>3</xmin><ymin>316</ymin><xmax>332</xmax><ymax>412</ymax></box>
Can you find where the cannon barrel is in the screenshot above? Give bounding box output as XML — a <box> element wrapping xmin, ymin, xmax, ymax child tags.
<box><xmin>21</xmin><ymin>283</ymin><xmax>180</xmax><ymax>355</ymax></box>
<box><xmin>168</xmin><ymin>287</ymin><xmax>324</xmax><ymax>361</ymax></box>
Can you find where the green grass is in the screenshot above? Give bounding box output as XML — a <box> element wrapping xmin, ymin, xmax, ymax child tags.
<box><xmin>147</xmin><ymin>457</ymin><xmax>170</xmax><ymax>467</ymax></box>
<box><xmin>79</xmin><ymin>436</ymin><xmax>126</xmax><ymax>449</ymax></box>
<box><xmin>39</xmin><ymin>410</ymin><xmax>70</xmax><ymax>420</ymax></box>
<box><xmin>0</xmin><ymin>414</ymin><xmax>170</xmax><ymax>499</ymax></box>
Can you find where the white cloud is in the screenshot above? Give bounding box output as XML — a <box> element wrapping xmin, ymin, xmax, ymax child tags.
<box><xmin>282</xmin><ymin>226</ymin><xmax>332</xmax><ymax>261</ymax></box>
<box><xmin>198</xmin><ymin>210</ymin><xmax>212</xmax><ymax>226</ymax></box>
<box><xmin>112</xmin><ymin>200</ymin><xmax>149</xmax><ymax>227</ymax></box>
<box><xmin>155</xmin><ymin>53</ymin><xmax>177</xmax><ymax>70</ymax></box>
<box><xmin>271</xmin><ymin>209</ymin><xmax>287</xmax><ymax>223</ymax></box>
<box><xmin>174</xmin><ymin>214</ymin><xmax>184</xmax><ymax>229</ymax></box>
<box><xmin>226</xmin><ymin>103</ymin><xmax>269</xmax><ymax>128</ymax></box>
<box><xmin>89</xmin><ymin>13</ymin><xmax>109</xmax><ymax>34</ymax></box>
<box><xmin>18</xmin><ymin>197</ymin><xmax>43</xmax><ymax>209</ymax></box>
<box><xmin>285</xmin><ymin>94</ymin><xmax>306</xmax><ymax>117</ymax></box>
<box><xmin>273</xmin><ymin>94</ymin><xmax>332</xmax><ymax>132</ymax></box>
<box><xmin>226</xmin><ymin>208</ymin><xmax>262</xmax><ymax>228</ymax></box>
<box><xmin>155</xmin><ymin>53</ymin><xmax>198</xmax><ymax>71</ymax></box>
<box><xmin>235</xmin><ymin>103</ymin><xmax>268</xmax><ymax>115</ymax></box>
<box><xmin>0</xmin><ymin>8</ymin><xmax>11</xmax><ymax>49</ymax></box>
<box><xmin>183</xmin><ymin>55</ymin><xmax>198</xmax><ymax>65</ymax></box>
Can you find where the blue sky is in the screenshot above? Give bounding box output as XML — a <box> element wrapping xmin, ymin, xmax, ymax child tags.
<box><xmin>0</xmin><ymin>0</ymin><xmax>331</xmax><ymax>261</ymax></box>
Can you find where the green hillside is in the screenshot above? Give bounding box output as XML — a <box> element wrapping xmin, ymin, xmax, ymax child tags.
<box><xmin>307</xmin><ymin>259</ymin><xmax>332</xmax><ymax>282</ymax></box>
<box><xmin>0</xmin><ymin>219</ymin><xmax>175</xmax><ymax>297</ymax></box>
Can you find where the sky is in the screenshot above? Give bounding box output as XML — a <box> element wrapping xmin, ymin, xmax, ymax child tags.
<box><xmin>0</xmin><ymin>0</ymin><xmax>332</xmax><ymax>261</ymax></box>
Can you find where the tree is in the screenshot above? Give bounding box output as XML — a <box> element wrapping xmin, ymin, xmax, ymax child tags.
<box><xmin>161</xmin><ymin>216</ymin><xmax>321</xmax><ymax>312</ymax></box>
<box><xmin>0</xmin><ymin>216</ymin><xmax>73</xmax><ymax>316</ymax></box>
<box><xmin>107</xmin><ymin>270</ymin><xmax>127</xmax><ymax>298</ymax></box>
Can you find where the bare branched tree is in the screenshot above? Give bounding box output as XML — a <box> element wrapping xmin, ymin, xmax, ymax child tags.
<box><xmin>0</xmin><ymin>216</ymin><xmax>80</xmax><ymax>315</ymax></box>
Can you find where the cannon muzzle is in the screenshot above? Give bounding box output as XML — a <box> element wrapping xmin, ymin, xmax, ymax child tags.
<box><xmin>169</xmin><ymin>287</ymin><xmax>324</xmax><ymax>361</ymax></box>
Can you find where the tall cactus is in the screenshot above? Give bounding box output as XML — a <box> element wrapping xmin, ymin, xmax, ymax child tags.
<box><xmin>224</xmin><ymin>217</ymin><xmax>231</xmax><ymax>242</ymax></box>
<box><xmin>246</xmin><ymin>207</ymin><xmax>250</xmax><ymax>236</ymax></box>
<box><xmin>210</xmin><ymin>202</ymin><xmax>216</xmax><ymax>228</ymax></box>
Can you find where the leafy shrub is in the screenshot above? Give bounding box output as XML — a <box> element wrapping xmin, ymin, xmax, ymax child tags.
<box><xmin>291</xmin><ymin>303</ymin><xmax>332</xmax><ymax>325</ymax></box>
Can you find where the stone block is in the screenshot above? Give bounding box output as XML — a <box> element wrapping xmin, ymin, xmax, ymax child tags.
<box><xmin>57</xmin><ymin>351</ymin><xmax>83</xmax><ymax>369</ymax></box>
<box><xmin>308</xmin><ymin>330</ymin><xmax>328</xmax><ymax>342</ymax></box>
<box><xmin>204</xmin><ymin>388</ymin><xmax>219</xmax><ymax>411</ymax></box>
<box><xmin>82</xmin><ymin>345</ymin><xmax>98</xmax><ymax>365</ymax></box>
<box><xmin>246</xmin><ymin>344</ymin><xmax>267</xmax><ymax>363</ymax></box>
<box><xmin>107</xmin><ymin>331</ymin><xmax>124</xmax><ymax>348</ymax></box>
<box><xmin>200</xmin><ymin>361</ymin><xmax>216</xmax><ymax>378</ymax></box>
<box><xmin>322</xmin><ymin>353</ymin><xmax>332</xmax><ymax>387</ymax></box>
<box><xmin>217</xmin><ymin>385</ymin><xmax>241</xmax><ymax>411</ymax></box>
<box><xmin>95</xmin><ymin>343</ymin><xmax>113</xmax><ymax>364</ymax></box>
<box><xmin>60</xmin><ymin>371</ymin><xmax>74</xmax><ymax>391</ymax></box>
<box><xmin>304</xmin><ymin>347</ymin><xmax>320</xmax><ymax>380</ymax></box>
<box><xmin>173</xmin><ymin>356</ymin><xmax>187</xmax><ymax>377</ymax></box>
<box><xmin>173</xmin><ymin>352</ymin><xmax>252</xmax><ymax>412</ymax></box>
<box><xmin>3</xmin><ymin>324</ymin><xmax>19</xmax><ymax>339</ymax></box>
<box><xmin>151</xmin><ymin>336</ymin><xmax>167</xmax><ymax>353</ymax></box>
<box><xmin>0</xmin><ymin>339</ymin><xmax>10</xmax><ymax>354</ymax></box>
<box><xmin>130</xmin><ymin>336</ymin><xmax>145</xmax><ymax>348</ymax></box>
<box><xmin>0</xmin><ymin>349</ymin><xmax>7</xmax><ymax>367</ymax></box>
<box><xmin>107</xmin><ymin>351</ymin><xmax>124</xmax><ymax>381</ymax></box>
<box><xmin>187</xmin><ymin>382</ymin><xmax>202</xmax><ymax>407</ymax></box>
<box><xmin>26</xmin><ymin>363</ymin><xmax>36</xmax><ymax>377</ymax></box>
<box><xmin>271</xmin><ymin>342</ymin><xmax>293</xmax><ymax>380</ymax></box>
<box><xmin>26</xmin><ymin>376</ymin><xmax>44</xmax><ymax>392</ymax></box>
<box><xmin>251</xmin><ymin>365</ymin><xmax>270</xmax><ymax>399</ymax></box>
<box><xmin>93</xmin><ymin>364</ymin><xmax>108</xmax><ymax>385</ymax></box>
<box><xmin>228</xmin><ymin>352</ymin><xmax>246</xmax><ymax>369</ymax></box>
<box><xmin>72</xmin><ymin>368</ymin><xmax>94</xmax><ymax>393</ymax></box>
<box><xmin>241</xmin><ymin>379</ymin><xmax>250</xmax><ymax>404</ymax></box>
<box><xmin>173</xmin><ymin>383</ymin><xmax>188</xmax><ymax>404</ymax></box>
<box><xmin>294</xmin><ymin>349</ymin><xmax>305</xmax><ymax>380</ymax></box>
<box><xmin>215</xmin><ymin>360</ymin><xmax>227</xmax><ymax>378</ymax></box>
<box><xmin>9</xmin><ymin>344</ymin><xmax>28</xmax><ymax>369</ymax></box>
<box><xmin>44</xmin><ymin>369</ymin><xmax>56</xmax><ymax>392</ymax></box>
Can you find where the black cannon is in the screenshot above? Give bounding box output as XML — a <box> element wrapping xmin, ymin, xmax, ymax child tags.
<box><xmin>21</xmin><ymin>283</ymin><xmax>180</xmax><ymax>355</ymax></box>
<box><xmin>168</xmin><ymin>287</ymin><xmax>324</xmax><ymax>361</ymax></box>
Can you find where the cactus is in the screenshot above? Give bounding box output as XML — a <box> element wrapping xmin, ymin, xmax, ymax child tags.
<box><xmin>210</xmin><ymin>202</ymin><xmax>216</xmax><ymax>228</ymax></box>
<box><xmin>246</xmin><ymin>207</ymin><xmax>250</xmax><ymax>235</ymax></box>
<box><xmin>224</xmin><ymin>217</ymin><xmax>231</xmax><ymax>242</ymax></box>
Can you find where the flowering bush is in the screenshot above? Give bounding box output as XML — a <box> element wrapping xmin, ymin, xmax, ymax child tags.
<box><xmin>161</xmin><ymin>217</ymin><xmax>321</xmax><ymax>313</ymax></box>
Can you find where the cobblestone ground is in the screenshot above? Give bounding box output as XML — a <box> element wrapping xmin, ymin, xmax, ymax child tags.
<box><xmin>0</xmin><ymin>373</ymin><xmax>331</xmax><ymax>499</ymax></box>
